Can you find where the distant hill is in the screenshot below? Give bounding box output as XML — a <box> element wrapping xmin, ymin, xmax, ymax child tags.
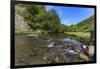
<box><xmin>70</xmin><ymin>15</ymin><xmax>95</xmax><ymax>32</ymax></box>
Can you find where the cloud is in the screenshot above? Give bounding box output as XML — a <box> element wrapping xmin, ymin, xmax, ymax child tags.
<box><xmin>61</xmin><ymin>19</ymin><xmax>71</xmax><ymax>26</ymax></box>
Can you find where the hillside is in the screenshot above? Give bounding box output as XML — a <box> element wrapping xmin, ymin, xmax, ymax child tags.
<box><xmin>15</xmin><ymin>4</ymin><xmax>95</xmax><ymax>33</ymax></box>
<box><xmin>15</xmin><ymin>4</ymin><xmax>62</xmax><ymax>34</ymax></box>
<box><xmin>70</xmin><ymin>15</ymin><xmax>95</xmax><ymax>32</ymax></box>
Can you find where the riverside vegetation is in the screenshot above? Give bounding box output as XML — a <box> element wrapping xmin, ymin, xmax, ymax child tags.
<box><xmin>15</xmin><ymin>4</ymin><xmax>95</xmax><ymax>65</ymax></box>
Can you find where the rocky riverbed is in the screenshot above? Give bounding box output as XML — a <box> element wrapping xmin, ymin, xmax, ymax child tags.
<box><xmin>15</xmin><ymin>35</ymin><xmax>95</xmax><ymax>65</ymax></box>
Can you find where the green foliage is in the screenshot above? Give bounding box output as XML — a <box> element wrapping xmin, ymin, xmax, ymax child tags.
<box><xmin>70</xmin><ymin>15</ymin><xmax>95</xmax><ymax>32</ymax></box>
<box><xmin>15</xmin><ymin>4</ymin><xmax>95</xmax><ymax>46</ymax></box>
<box><xmin>16</xmin><ymin>4</ymin><xmax>63</xmax><ymax>34</ymax></box>
<box><xmin>15</xmin><ymin>4</ymin><xmax>95</xmax><ymax>36</ymax></box>
<box><xmin>47</xmin><ymin>9</ymin><xmax>61</xmax><ymax>33</ymax></box>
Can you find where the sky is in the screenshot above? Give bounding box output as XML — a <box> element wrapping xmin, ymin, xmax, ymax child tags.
<box><xmin>45</xmin><ymin>5</ymin><xmax>94</xmax><ymax>26</ymax></box>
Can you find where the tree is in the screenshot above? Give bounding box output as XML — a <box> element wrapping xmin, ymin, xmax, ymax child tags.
<box><xmin>47</xmin><ymin>9</ymin><xmax>61</xmax><ymax>33</ymax></box>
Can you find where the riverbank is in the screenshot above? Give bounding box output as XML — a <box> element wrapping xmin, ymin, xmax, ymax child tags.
<box><xmin>15</xmin><ymin>31</ymin><xmax>90</xmax><ymax>44</ymax></box>
<box><xmin>66</xmin><ymin>32</ymin><xmax>90</xmax><ymax>40</ymax></box>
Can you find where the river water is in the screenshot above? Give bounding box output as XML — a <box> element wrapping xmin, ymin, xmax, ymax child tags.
<box><xmin>15</xmin><ymin>35</ymin><xmax>83</xmax><ymax>65</ymax></box>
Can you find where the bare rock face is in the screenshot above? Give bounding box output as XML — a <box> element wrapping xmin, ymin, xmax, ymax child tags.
<box><xmin>15</xmin><ymin>6</ymin><xmax>30</xmax><ymax>32</ymax></box>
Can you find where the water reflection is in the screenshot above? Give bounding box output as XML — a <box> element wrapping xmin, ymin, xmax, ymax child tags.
<box><xmin>63</xmin><ymin>38</ymin><xmax>82</xmax><ymax>46</ymax></box>
<box><xmin>47</xmin><ymin>38</ymin><xmax>82</xmax><ymax>48</ymax></box>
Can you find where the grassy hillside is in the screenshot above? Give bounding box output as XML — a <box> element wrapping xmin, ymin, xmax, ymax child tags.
<box><xmin>70</xmin><ymin>15</ymin><xmax>95</xmax><ymax>32</ymax></box>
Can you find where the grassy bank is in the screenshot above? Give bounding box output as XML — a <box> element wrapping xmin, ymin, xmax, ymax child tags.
<box><xmin>65</xmin><ymin>32</ymin><xmax>90</xmax><ymax>40</ymax></box>
<box><xmin>15</xmin><ymin>30</ymin><xmax>91</xmax><ymax>45</ymax></box>
<box><xmin>65</xmin><ymin>32</ymin><xmax>91</xmax><ymax>45</ymax></box>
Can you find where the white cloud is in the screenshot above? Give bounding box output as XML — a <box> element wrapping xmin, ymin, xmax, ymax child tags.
<box><xmin>61</xmin><ymin>19</ymin><xmax>71</xmax><ymax>26</ymax></box>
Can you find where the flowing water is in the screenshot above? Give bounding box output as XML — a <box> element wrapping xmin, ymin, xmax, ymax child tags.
<box><xmin>15</xmin><ymin>34</ymin><xmax>83</xmax><ymax>65</ymax></box>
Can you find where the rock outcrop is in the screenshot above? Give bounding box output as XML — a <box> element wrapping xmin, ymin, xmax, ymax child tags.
<box><xmin>15</xmin><ymin>6</ymin><xmax>30</xmax><ymax>32</ymax></box>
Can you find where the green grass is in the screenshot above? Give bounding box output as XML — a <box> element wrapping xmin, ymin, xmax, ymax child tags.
<box><xmin>64</xmin><ymin>32</ymin><xmax>91</xmax><ymax>45</ymax></box>
<box><xmin>65</xmin><ymin>32</ymin><xmax>90</xmax><ymax>39</ymax></box>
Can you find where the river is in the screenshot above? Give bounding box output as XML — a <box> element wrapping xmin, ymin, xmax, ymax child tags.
<box><xmin>15</xmin><ymin>35</ymin><xmax>84</xmax><ymax>65</ymax></box>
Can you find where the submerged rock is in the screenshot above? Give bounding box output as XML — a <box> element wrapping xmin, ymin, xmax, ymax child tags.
<box><xmin>66</xmin><ymin>50</ymin><xmax>79</xmax><ymax>56</ymax></box>
<box><xmin>45</xmin><ymin>38</ymin><xmax>94</xmax><ymax>63</ymax></box>
<box><xmin>47</xmin><ymin>42</ymin><xmax>55</xmax><ymax>47</ymax></box>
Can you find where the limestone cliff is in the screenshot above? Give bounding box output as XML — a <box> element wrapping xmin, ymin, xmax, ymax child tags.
<box><xmin>15</xmin><ymin>6</ymin><xmax>30</xmax><ymax>32</ymax></box>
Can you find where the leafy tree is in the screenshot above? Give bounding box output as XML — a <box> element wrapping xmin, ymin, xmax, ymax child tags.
<box><xmin>47</xmin><ymin>9</ymin><xmax>61</xmax><ymax>33</ymax></box>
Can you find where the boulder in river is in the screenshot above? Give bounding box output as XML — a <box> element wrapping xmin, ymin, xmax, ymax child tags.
<box><xmin>79</xmin><ymin>53</ymin><xmax>89</xmax><ymax>61</ymax></box>
<box><xmin>88</xmin><ymin>45</ymin><xmax>95</xmax><ymax>57</ymax></box>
